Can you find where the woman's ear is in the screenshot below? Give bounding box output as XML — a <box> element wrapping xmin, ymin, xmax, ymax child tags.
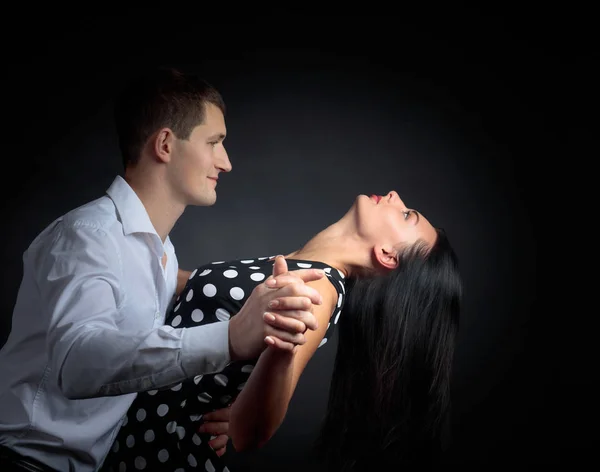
<box><xmin>373</xmin><ymin>244</ymin><xmax>399</xmax><ymax>270</ymax></box>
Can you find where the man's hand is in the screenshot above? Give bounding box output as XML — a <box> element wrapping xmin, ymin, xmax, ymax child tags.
<box><xmin>199</xmin><ymin>406</ymin><xmax>231</xmax><ymax>457</ymax></box>
<box><xmin>228</xmin><ymin>256</ymin><xmax>325</xmax><ymax>360</ymax></box>
<box><xmin>262</xmin><ymin>255</ymin><xmax>320</xmax><ymax>351</ymax></box>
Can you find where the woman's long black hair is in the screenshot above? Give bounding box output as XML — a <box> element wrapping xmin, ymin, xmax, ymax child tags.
<box><xmin>315</xmin><ymin>229</ymin><xmax>462</xmax><ymax>470</ymax></box>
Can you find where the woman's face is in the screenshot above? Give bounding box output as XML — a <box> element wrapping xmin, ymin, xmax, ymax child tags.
<box><xmin>352</xmin><ymin>190</ymin><xmax>438</xmax><ymax>265</ymax></box>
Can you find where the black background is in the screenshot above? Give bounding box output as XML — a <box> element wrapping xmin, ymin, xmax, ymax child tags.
<box><xmin>0</xmin><ymin>10</ymin><xmax>591</xmax><ymax>469</ymax></box>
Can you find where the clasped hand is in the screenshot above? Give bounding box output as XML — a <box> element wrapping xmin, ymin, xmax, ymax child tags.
<box><xmin>228</xmin><ymin>255</ymin><xmax>324</xmax><ymax>358</ymax></box>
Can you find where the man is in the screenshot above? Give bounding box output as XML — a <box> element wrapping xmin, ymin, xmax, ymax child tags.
<box><xmin>0</xmin><ymin>67</ymin><xmax>324</xmax><ymax>471</ymax></box>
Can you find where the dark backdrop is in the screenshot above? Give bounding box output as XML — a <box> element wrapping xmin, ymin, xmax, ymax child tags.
<box><xmin>0</xmin><ymin>11</ymin><xmax>591</xmax><ymax>469</ymax></box>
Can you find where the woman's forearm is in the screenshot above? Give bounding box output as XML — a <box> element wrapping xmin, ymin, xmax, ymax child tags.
<box><xmin>229</xmin><ymin>346</ymin><xmax>296</xmax><ymax>451</ymax></box>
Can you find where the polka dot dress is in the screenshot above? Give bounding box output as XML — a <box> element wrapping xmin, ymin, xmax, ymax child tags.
<box><xmin>100</xmin><ymin>257</ymin><xmax>346</xmax><ymax>472</ymax></box>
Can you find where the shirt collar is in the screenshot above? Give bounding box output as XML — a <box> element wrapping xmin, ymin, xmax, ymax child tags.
<box><xmin>106</xmin><ymin>176</ymin><xmax>175</xmax><ymax>256</ymax></box>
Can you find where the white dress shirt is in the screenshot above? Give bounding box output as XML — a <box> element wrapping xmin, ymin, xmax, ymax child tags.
<box><xmin>0</xmin><ymin>175</ymin><xmax>231</xmax><ymax>471</ymax></box>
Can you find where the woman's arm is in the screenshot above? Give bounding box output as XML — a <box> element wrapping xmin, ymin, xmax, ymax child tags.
<box><xmin>228</xmin><ymin>276</ymin><xmax>337</xmax><ymax>451</ymax></box>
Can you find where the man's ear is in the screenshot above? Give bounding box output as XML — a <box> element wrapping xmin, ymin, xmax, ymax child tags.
<box><xmin>153</xmin><ymin>128</ymin><xmax>176</xmax><ymax>163</ymax></box>
<box><xmin>373</xmin><ymin>244</ymin><xmax>399</xmax><ymax>270</ymax></box>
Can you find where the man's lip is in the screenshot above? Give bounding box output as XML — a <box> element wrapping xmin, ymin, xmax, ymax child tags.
<box><xmin>370</xmin><ymin>194</ymin><xmax>381</xmax><ymax>203</ymax></box>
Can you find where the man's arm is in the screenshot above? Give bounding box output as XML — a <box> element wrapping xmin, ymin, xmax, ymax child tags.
<box><xmin>38</xmin><ymin>228</ymin><xmax>324</xmax><ymax>401</ymax></box>
<box><xmin>38</xmin><ymin>224</ymin><xmax>231</xmax><ymax>400</ymax></box>
<box><xmin>228</xmin><ymin>275</ymin><xmax>337</xmax><ymax>451</ymax></box>
<box><xmin>176</xmin><ymin>268</ymin><xmax>192</xmax><ymax>296</ymax></box>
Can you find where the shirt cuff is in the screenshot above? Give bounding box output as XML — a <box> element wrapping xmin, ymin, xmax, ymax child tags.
<box><xmin>181</xmin><ymin>321</ymin><xmax>231</xmax><ymax>377</ymax></box>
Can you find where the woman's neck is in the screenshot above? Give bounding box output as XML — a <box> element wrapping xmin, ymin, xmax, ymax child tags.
<box><xmin>284</xmin><ymin>221</ymin><xmax>372</xmax><ymax>279</ymax></box>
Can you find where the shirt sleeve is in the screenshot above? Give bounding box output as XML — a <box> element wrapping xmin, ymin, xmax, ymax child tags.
<box><xmin>34</xmin><ymin>222</ymin><xmax>231</xmax><ymax>400</ymax></box>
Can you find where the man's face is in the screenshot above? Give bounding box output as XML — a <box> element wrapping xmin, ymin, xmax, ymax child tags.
<box><xmin>169</xmin><ymin>103</ymin><xmax>231</xmax><ymax>206</ymax></box>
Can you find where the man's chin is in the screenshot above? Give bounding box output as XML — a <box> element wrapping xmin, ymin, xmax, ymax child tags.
<box><xmin>192</xmin><ymin>194</ymin><xmax>217</xmax><ymax>207</ymax></box>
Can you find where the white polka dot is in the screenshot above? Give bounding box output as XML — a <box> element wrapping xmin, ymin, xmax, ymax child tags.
<box><xmin>126</xmin><ymin>435</ymin><xmax>135</xmax><ymax>448</ymax></box>
<box><xmin>241</xmin><ymin>365</ymin><xmax>254</xmax><ymax>373</ymax></box>
<box><xmin>157</xmin><ymin>404</ymin><xmax>169</xmax><ymax>417</ymax></box>
<box><xmin>205</xmin><ymin>458</ymin><xmax>215</xmax><ymax>472</ymax></box>
<box><xmin>249</xmin><ymin>266</ymin><xmax>260</xmax><ymax>270</ymax></box>
<box><xmin>191</xmin><ymin>309</ymin><xmax>204</xmax><ymax>322</ymax></box>
<box><xmin>186</xmin><ymin>289</ymin><xmax>194</xmax><ymax>302</ymax></box>
<box><xmin>212</xmin><ymin>261</ymin><xmax>224</xmax><ymax>264</ymax></box>
<box><xmin>223</xmin><ymin>269</ymin><xmax>238</xmax><ymax>278</ymax></box>
<box><xmin>119</xmin><ymin>462</ymin><xmax>126</xmax><ymax>472</ymax></box>
<box><xmin>203</xmin><ymin>284</ymin><xmax>217</xmax><ymax>297</ymax></box>
<box><xmin>199</xmin><ymin>269</ymin><xmax>212</xmax><ymax>276</ymax></box>
<box><xmin>324</xmin><ymin>267</ymin><xmax>332</xmax><ymax>273</ymax></box>
<box><xmin>134</xmin><ymin>456</ymin><xmax>146</xmax><ymax>470</ymax></box>
<box><xmin>258</xmin><ymin>256</ymin><xmax>269</xmax><ymax>260</ymax></box>
<box><xmin>188</xmin><ymin>454</ymin><xmax>198</xmax><ymax>467</ymax></box>
<box><xmin>250</xmin><ymin>272</ymin><xmax>265</xmax><ymax>282</ymax></box>
<box><xmin>190</xmin><ymin>414</ymin><xmax>202</xmax><ymax>421</ymax></box>
<box><xmin>147</xmin><ymin>390</ymin><xmax>157</xmax><ymax>396</ymax></box>
<box><xmin>158</xmin><ymin>449</ymin><xmax>169</xmax><ymax>463</ymax></box>
<box><xmin>189</xmin><ymin>269</ymin><xmax>198</xmax><ymax>279</ymax></box>
<box><xmin>237</xmin><ymin>382</ymin><xmax>246</xmax><ymax>390</ymax></box>
<box><xmin>171</xmin><ymin>383</ymin><xmax>182</xmax><ymax>391</ymax></box>
<box><xmin>180</xmin><ymin>400</ymin><xmax>187</xmax><ymax>408</ymax></box>
<box><xmin>192</xmin><ymin>433</ymin><xmax>202</xmax><ymax>445</ymax></box>
<box><xmin>174</xmin><ymin>302</ymin><xmax>181</xmax><ymax>312</ymax></box>
<box><xmin>241</xmin><ymin>260</ymin><xmax>254</xmax><ymax>263</ymax></box>
<box><xmin>136</xmin><ymin>409</ymin><xmax>146</xmax><ymax>422</ymax></box>
<box><xmin>171</xmin><ymin>315</ymin><xmax>182</xmax><ymax>327</ymax></box>
<box><xmin>334</xmin><ymin>311</ymin><xmax>341</xmax><ymax>324</ymax></box>
<box><xmin>214</xmin><ymin>374</ymin><xmax>228</xmax><ymax>386</ymax></box>
<box><xmin>175</xmin><ymin>469</ymin><xmax>185</xmax><ymax>472</ymax></box>
<box><xmin>197</xmin><ymin>392</ymin><xmax>212</xmax><ymax>403</ymax></box>
<box><xmin>176</xmin><ymin>426</ymin><xmax>186</xmax><ymax>439</ymax></box>
<box><xmin>224</xmin><ymin>467</ymin><xmax>230</xmax><ymax>472</ymax></box>
<box><xmin>337</xmin><ymin>293</ymin><xmax>343</xmax><ymax>307</ymax></box>
<box><xmin>230</xmin><ymin>287</ymin><xmax>244</xmax><ymax>300</ymax></box>
<box><xmin>297</xmin><ymin>262</ymin><xmax>312</xmax><ymax>268</ymax></box>
<box><xmin>144</xmin><ymin>430</ymin><xmax>155</xmax><ymax>442</ymax></box>
<box><xmin>338</xmin><ymin>269</ymin><xmax>345</xmax><ymax>279</ymax></box>
<box><xmin>112</xmin><ymin>440</ymin><xmax>119</xmax><ymax>452</ymax></box>
<box><xmin>194</xmin><ymin>375</ymin><xmax>203</xmax><ymax>384</ymax></box>
<box><xmin>318</xmin><ymin>338</ymin><xmax>328</xmax><ymax>348</ymax></box>
<box><xmin>215</xmin><ymin>308</ymin><xmax>230</xmax><ymax>321</ymax></box>
<box><xmin>166</xmin><ymin>421</ymin><xmax>177</xmax><ymax>434</ymax></box>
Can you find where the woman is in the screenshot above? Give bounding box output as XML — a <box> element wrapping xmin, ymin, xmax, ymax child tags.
<box><xmin>101</xmin><ymin>190</ymin><xmax>462</xmax><ymax>471</ymax></box>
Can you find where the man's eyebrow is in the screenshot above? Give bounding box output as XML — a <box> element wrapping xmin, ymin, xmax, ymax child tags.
<box><xmin>208</xmin><ymin>133</ymin><xmax>226</xmax><ymax>140</ymax></box>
